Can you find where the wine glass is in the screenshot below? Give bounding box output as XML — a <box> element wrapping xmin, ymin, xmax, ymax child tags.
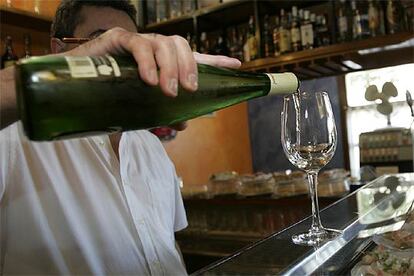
<box><xmin>281</xmin><ymin>91</ymin><xmax>341</xmax><ymax>246</ymax></box>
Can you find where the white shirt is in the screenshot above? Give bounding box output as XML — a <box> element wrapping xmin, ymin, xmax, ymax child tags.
<box><xmin>0</xmin><ymin>123</ymin><xmax>188</xmax><ymax>275</ymax></box>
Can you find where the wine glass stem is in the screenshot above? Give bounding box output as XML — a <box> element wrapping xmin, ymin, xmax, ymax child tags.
<box><xmin>307</xmin><ymin>171</ymin><xmax>323</xmax><ymax>233</ymax></box>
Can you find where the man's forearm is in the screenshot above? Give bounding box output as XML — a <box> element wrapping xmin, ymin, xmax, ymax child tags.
<box><xmin>0</xmin><ymin>66</ymin><xmax>18</xmax><ymax>130</ymax></box>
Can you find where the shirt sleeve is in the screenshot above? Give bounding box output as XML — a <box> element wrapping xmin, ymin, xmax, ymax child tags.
<box><xmin>173</xmin><ymin>175</ymin><xmax>188</xmax><ymax>232</ymax></box>
<box><xmin>0</xmin><ymin>123</ymin><xmax>17</xmax><ymax>200</ymax></box>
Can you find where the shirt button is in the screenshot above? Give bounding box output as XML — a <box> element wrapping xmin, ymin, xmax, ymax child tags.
<box><xmin>138</xmin><ymin>219</ymin><xmax>145</xmax><ymax>225</ymax></box>
<box><xmin>99</xmin><ymin>140</ymin><xmax>105</xmax><ymax>146</ymax></box>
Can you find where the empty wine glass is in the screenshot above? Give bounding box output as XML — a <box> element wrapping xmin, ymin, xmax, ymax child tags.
<box><xmin>281</xmin><ymin>91</ymin><xmax>341</xmax><ymax>246</ymax></box>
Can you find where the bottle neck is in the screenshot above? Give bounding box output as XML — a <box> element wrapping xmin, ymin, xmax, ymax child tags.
<box><xmin>265</xmin><ymin>72</ymin><xmax>299</xmax><ymax>96</ymax></box>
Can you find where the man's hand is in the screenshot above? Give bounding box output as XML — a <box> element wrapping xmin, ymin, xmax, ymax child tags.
<box><xmin>66</xmin><ymin>27</ymin><xmax>241</xmax><ymax>97</ymax></box>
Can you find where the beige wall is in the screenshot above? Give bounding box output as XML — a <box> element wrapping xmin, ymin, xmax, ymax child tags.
<box><xmin>164</xmin><ymin>102</ymin><xmax>253</xmax><ymax>186</ymax></box>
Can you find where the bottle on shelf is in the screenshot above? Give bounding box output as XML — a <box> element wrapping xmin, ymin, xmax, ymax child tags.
<box><xmin>337</xmin><ymin>0</ymin><xmax>350</xmax><ymax>42</ymax></box>
<box><xmin>262</xmin><ymin>15</ymin><xmax>274</xmax><ymax>58</ymax></box>
<box><xmin>272</xmin><ymin>16</ymin><xmax>281</xmax><ymax>57</ymax></box>
<box><xmin>368</xmin><ymin>0</ymin><xmax>381</xmax><ymax>37</ymax></box>
<box><xmin>247</xmin><ymin>15</ymin><xmax>258</xmax><ymax>60</ymax></box>
<box><xmin>15</xmin><ymin>55</ymin><xmax>299</xmax><ymax>141</ymax></box>
<box><xmin>300</xmin><ymin>10</ymin><xmax>314</xmax><ymax>50</ymax></box>
<box><xmin>310</xmin><ymin>12</ymin><xmax>316</xmax><ymax>29</ymax></box>
<box><xmin>146</xmin><ymin>0</ymin><xmax>157</xmax><ymax>24</ymax></box>
<box><xmin>23</xmin><ymin>34</ymin><xmax>32</xmax><ymax>59</ymax></box>
<box><xmin>1</xmin><ymin>35</ymin><xmax>18</xmax><ymax>69</ymax></box>
<box><xmin>315</xmin><ymin>15</ymin><xmax>331</xmax><ymax>47</ymax></box>
<box><xmin>279</xmin><ymin>9</ymin><xmax>292</xmax><ymax>54</ymax></box>
<box><xmin>243</xmin><ymin>33</ymin><xmax>250</xmax><ymax>62</ymax></box>
<box><xmin>290</xmin><ymin>6</ymin><xmax>302</xmax><ymax>52</ymax></box>
<box><xmin>299</xmin><ymin>9</ymin><xmax>304</xmax><ymax>22</ymax></box>
<box><xmin>199</xmin><ymin>32</ymin><xmax>210</xmax><ymax>54</ymax></box>
<box><xmin>378</xmin><ymin>1</ymin><xmax>386</xmax><ymax>35</ymax></box>
<box><xmin>169</xmin><ymin>0</ymin><xmax>182</xmax><ymax>19</ymax></box>
<box><xmin>214</xmin><ymin>32</ymin><xmax>229</xmax><ymax>56</ymax></box>
<box><xmin>236</xmin><ymin>29</ymin><xmax>245</xmax><ymax>61</ymax></box>
<box><xmin>182</xmin><ymin>0</ymin><xmax>196</xmax><ymax>15</ymax></box>
<box><xmin>155</xmin><ymin>0</ymin><xmax>167</xmax><ymax>22</ymax></box>
<box><xmin>351</xmin><ymin>0</ymin><xmax>363</xmax><ymax>39</ymax></box>
<box><xmin>386</xmin><ymin>0</ymin><xmax>405</xmax><ymax>34</ymax></box>
<box><xmin>229</xmin><ymin>27</ymin><xmax>244</xmax><ymax>61</ymax></box>
<box><xmin>359</xmin><ymin>1</ymin><xmax>371</xmax><ymax>38</ymax></box>
<box><xmin>186</xmin><ymin>33</ymin><xmax>197</xmax><ymax>52</ymax></box>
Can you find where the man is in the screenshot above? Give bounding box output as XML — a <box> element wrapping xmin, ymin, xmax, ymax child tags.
<box><xmin>0</xmin><ymin>0</ymin><xmax>240</xmax><ymax>274</ymax></box>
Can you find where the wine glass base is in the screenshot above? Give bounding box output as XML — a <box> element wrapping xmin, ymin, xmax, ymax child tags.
<box><xmin>292</xmin><ymin>228</ymin><xmax>341</xmax><ymax>246</ymax></box>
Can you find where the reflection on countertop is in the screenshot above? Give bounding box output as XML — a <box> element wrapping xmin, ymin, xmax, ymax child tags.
<box><xmin>193</xmin><ymin>173</ymin><xmax>414</xmax><ymax>275</ymax></box>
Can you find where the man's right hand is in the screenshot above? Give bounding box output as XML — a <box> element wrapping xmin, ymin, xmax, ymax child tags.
<box><xmin>66</xmin><ymin>27</ymin><xmax>241</xmax><ymax>97</ymax></box>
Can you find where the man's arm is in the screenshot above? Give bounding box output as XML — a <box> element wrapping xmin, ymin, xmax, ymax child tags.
<box><xmin>0</xmin><ymin>27</ymin><xmax>241</xmax><ymax>131</ymax></box>
<box><xmin>0</xmin><ymin>66</ymin><xmax>17</xmax><ymax>130</ymax></box>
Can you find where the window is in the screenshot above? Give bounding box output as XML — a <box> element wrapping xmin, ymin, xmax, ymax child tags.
<box><xmin>345</xmin><ymin>63</ymin><xmax>414</xmax><ymax>178</ymax></box>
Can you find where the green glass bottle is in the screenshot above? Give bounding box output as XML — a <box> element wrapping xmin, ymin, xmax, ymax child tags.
<box><xmin>15</xmin><ymin>55</ymin><xmax>299</xmax><ymax>141</ymax></box>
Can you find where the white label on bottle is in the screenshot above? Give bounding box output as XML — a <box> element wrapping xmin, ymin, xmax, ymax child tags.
<box><xmin>66</xmin><ymin>56</ymin><xmax>98</xmax><ymax>78</ymax></box>
<box><xmin>300</xmin><ymin>24</ymin><xmax>314</xmax><ymax>46</ymax></box>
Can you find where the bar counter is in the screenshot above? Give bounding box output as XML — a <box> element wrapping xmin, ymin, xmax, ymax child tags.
<box><xmin>193</xmin><ymin>173</ymin><xmax>414</xmax><ymax>275</ymax></box>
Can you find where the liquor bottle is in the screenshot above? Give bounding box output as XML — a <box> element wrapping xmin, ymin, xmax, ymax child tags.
<box><xmin>262</xmin><ymin>15</ymin><xmax>273</xmax><ymax>58</ymax></box>
<box><xmin>186</xmin><ymin>33</ymin><xmax>197</xmax><ymax>52</ymax></box>
<box><xmin>359</xmin><ymin>1</ymin><xmax>371</xmax><ymax>38</ymax></box>
<box><xmin>300</xmin><ymin>10</ymin><xmax>314</xmax><ymax>50</ymax></box>
<box><xmin>247</xmin><ymin>16</ymin><xmax>258</xmax><ymax>60</ymax></box>
<box><xmin>243</xmin><ymin>33</ymin><xmax>250</xmax><ymax>62</ymax></box>
<box><xmin>182</xmin><ymin>0</ymin><xmax>196</xmax><ymax>15</ymax></box>
<box><xmin>23</xmin><ymin>34</ymin><xmax>32</xmax><ymax>58</ymax></box>
<box><xmin>299</xmin><ymin>9</ymin><xmax>304</xmax><ymax>22</ymax></box>
<box><xmin>214</xmin><ymin>33</ymin><xmax>229</xmax><ymax>56</ymax></box>
<box><xmin>1</xmin><ymin>36</ymin><xmax>18</xmax><ymax>69</ymax></box>
<box><xmin>169</xmin><ymin>0</ymin><xmax>182</xmax><ymax>18</ymax></box>
<box><xmin>156</xmin><ymin>0</ymin><xmax>167</xmax><ymax>22</ymax></box>
<box><xmin>337</xmin><ymin>0</ymin><xmax>349</xmax><ymax>42</ymax></box>
<box><xmin>315</xmin><ymin>15</ymin><xmax>331</xmax><ymax>47</ymax></box>
<box><xmin>290</xmin><ymin>6</ymin><xmax>302</xmax><ymax>52</ymax></box>
<box><xmin>15</xmin><ymin>55</ymin><xmax>299</xmax><ymax>141</ymax></box>
<box><xmin>368</xmin><ymin>0</ymin><xmax>380</xmax><ymax>37</ymax></box>
<box><xmin>236</xmin><ymin>29</ymin><xmax>245</xmax><ymax>61</ymax></box>
<box><xmin>351</xmin><ymin>1</ymin><xmax>363</xmax><ymax>39</ymax></box>
<box><xmin>378</xmin><ymin>1</ymin><xmax>386</xmax><ymax>36</ymax></box>
<box><xmin>199</xmin><ymin>32</ymin><xmax>210</xmax><ymax>54</ymax></box>
<box><xmin>272</xmin><ymin>16</ymin><xmax>281</xmax><ymax>56</ymax></box>
<box><xmin>228</xmin><ymin>27</ymin><xmax>243</xmax><ymax>61</ymax></box>
<box><xmin>146</xmin><ymin>0</ymin><xmax>157</xmax><ymax>24</ymax></box>
<box><xmin>386</xmin><ymin>0</ymin><xmax>405</xmax><ymax>34</ymax></box>
<box><xmin>279</xmin><ymin>9</ymin><xmax>292</xmax><ymax>54</ymax></box>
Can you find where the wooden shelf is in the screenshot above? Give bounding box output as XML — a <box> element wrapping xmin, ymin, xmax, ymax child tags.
<box><xmin>144</xmin><ymin>0</ymin><xmax>246</xmax><ymax>31</ymax></box>
<box><xmin>0</xmin><ymin>5</ymin><xmax>52</xmax><ymax>23</ymax></box>
<box><xmin>240</xmin><ymin>32</ymin><xmax>414</xmax><ymax>79</ymax></box>
<box><xmin>144</xmin><ymin>14</ymin><xmax>193</xmax><ymax>33</ymax></box>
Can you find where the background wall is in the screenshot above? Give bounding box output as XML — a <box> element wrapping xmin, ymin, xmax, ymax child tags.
<box><xmin>248</xmin><ymin>76</ymin><xmax>345</xmax><ymax>172</ymax></box>
<box><xmin>164</xmin><ymin>103</ymin><xmax>253</xmax><ymax>186</ymax></box>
